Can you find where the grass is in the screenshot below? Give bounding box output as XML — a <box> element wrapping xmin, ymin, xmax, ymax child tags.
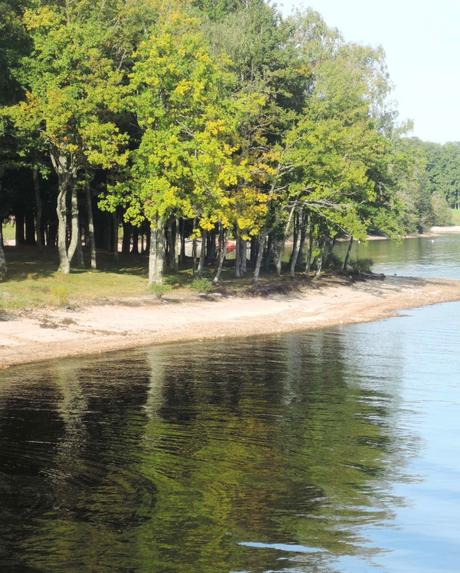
<box><xmin>2</xmin><ymin>222</ymin><xmax>15</xmax><ymax>242</ymax></box>
<box><xmin>0</xmin><ymin>246</ymin><xmax>250</xmax><ymax>311</ymax></box>
<box><xmin>0</xmin><ymin>245</ymin><xmax>351</xmax><ymax>312</ymax></box>
<box><xmin>0</xmin><ymin>247</ymin><xmax>152</xmax><ymax>311</ymax></box>
<box><xmin>449</xmin><ymin>209</ymin><xmax>460</xmax><ymax>225</ymax></box>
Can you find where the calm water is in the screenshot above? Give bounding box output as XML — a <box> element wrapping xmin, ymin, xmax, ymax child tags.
<box><xmin>1</xmin><ymin>236</ymin><xmax>460</xmax><ymax>572</ymax></box>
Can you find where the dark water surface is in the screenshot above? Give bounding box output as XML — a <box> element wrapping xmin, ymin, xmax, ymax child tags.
<box><xmin>1</xmin><ymin>236</ymin><xmax>460</xmax><ymax>572</ymax></box>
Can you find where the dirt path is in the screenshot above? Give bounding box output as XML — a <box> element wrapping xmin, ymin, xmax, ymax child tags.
<box><xmin>2</xmin><ymin>275</ymin><xmax>460</xmax><ymax>369</ymax></box>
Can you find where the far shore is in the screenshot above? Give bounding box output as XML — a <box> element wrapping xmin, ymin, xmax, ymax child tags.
<box><xmin>2</xmin><ymin>275</ymin><xmax>460</xmax><ymax>369</ymax></box>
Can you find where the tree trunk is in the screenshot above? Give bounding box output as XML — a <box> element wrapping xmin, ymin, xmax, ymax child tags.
<box><xmin>240</xmin><ymin>239</ymin><xmax>247</xmax><ymax>274</ymax></box>
<box><xmin>0</xmin><ymin>221</ymin><xmax>6</xmax><ymax>282</ymax></box>
<box><xmin>305</xmin><ymin>227</ymin><xmax>314</xmax><ymax>275</ymax></box>
<box><xmin>254</xmin><ymin>229</ymin><xmax>267</xmax><ymax>282</ymax></box>
<box><xmin>166</xmin><ymin>218</ymin><xmax>177</xmax><ymax>271</ymax></box>
<box><xmin>148</xmin><ymin>219</ymin><xmax>165</xmax><ymax>285</ymax></box>
<box><xmin>179</xmin><ymin>219</ymin><xmax>186</xmax><ymax>267</ymax></box>
<box><xmin>112</xmin><ymin>213</ymin><xmax>118</xmax><ymax>258</ymax></box>
<box><xmin>145</xmin><ymin>226</ymin><xmax>151</xmax><ymax>255</ymax></box>
<box><xmin>207</xmin><ymin>229</ymin><xmax>217</xmax><ymax>263</ymax></box>
<box><xmin>75</xmin><ymin>231</ymin><xmax>85</xmax><ymax>268</ymax></box>
<box><xmin>250</xmin><ymin>237</ymin><xmax>258</xmax><ymax>267</ymax></box>
<box><xmin>289</xmin><ymin>212</ymin><xmax>302</xmax><ymax>278</ymax></box>
<box><xmin>15</xmin><ymin>210</ymin><xmax>25</xmax><ymax>246</ymax></box>
<box><xmin>297</xmin><ymin>218</ymin><xmax>307</xmax><ymax>269</ymax></box>
<box><xmin>192</xmin><ymin>218</ymin><xmax>198</xmax><ymax>274</ymax></box>
<box><xmin>197</xmin><ymin>229</ymin><xmax>207</xmax><ymax>275</ymax></box>
<box><xmin>56</xmin><ymin>177</ymin><xmax>70</xmax><ymax>274</ymax></box>
<box><xmin>33</xmin><ymin>168</ymin><xmax>44</xmax><ymax>248</ymax></box>
<box><xmin>0</xmin><ymin>174</ymin><xmax>6</xmax><ymax>281</ymax></box>
<box><xmin>132</xmin><ymin>227</ymin><xmax>139</xmax><ymax>254</ymax></box>
<box><xmin>213</xmin><ymin>228</ymin><xmax>227</xmax><ymax>284</ymax></box>
<box><xmin>288</xmin><ymin>212</ymin><xmax>299</xmax><ymax>268</ymax></box>
<box><xmin>67</xmin><ymin>185</ymin><xmax>80</xmax><ymax>264</ymax></box>
<box><xmin>273</xmin><ymin>239</ymin><xmax>283</xmax><ymax>276</ymax></box>
<box><xmin>25</xmin><ymin>212</ymin><xmax>36</xmax><ymax>245</ymax></box>
<box><xmin>85</xmin><ymin>187</ymin><xmax>97</xmax><ymax>269</ymax></box>
<box><xmin>264</xmin><ymin>234</ymin><xmax>273</xmax><ymax>272</ymax></box>
<box><xmin>235</xmin><ymin>233</ymin><xmax>241</xmax><ymax>278</ymax></box>
<box><xmin>122</xmin><ymin>222</ymin><xmax>131</xmax><ymax>254</ymax></box>
<box><xmin>342</xmin><ymin>236</ymin><xmax>353</xmax><ymax>273</ymax></box>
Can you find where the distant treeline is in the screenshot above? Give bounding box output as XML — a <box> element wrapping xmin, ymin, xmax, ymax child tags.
<box><xmin>0</xmin><ymin>0</ymin><xmax>458</xmax><ymax>283</ymax></box>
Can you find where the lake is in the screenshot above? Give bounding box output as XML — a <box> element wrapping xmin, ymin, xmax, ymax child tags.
<box><xmin>1</xmin><ymin>235</ymin><xmax>460</xmax><ymax>572</ymax></box>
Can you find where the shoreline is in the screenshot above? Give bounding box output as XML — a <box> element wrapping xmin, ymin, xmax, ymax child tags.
<box><xmin>2</xmin><ymin>275</ymin><xmax>460</xmax><ymax>369</ymax></box>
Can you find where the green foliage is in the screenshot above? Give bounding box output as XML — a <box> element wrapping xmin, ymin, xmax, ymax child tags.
<box><xmin>349</xmin><ymin>258</ymin><xmax>373</xmax><ymax>274</ymax></box>
<box><xmin>48</xmin><ymin>284</ymin><xmax>69</xmax><ymax>306</ymax></box>
<box><xmin>102</xmin><ymin>11</ymin><xmax>249</xmax><ymax>234</ymax></box>
<box><xmin>431</xmin><ymin>192</ymin><xmax>452</xmax><ymax>226</ymax></box>
<box><xmin>148</xmin><ymin>283</ymin><xmax>172</xmax><ymax>299</ymax></box>
<box><xmin>190</xmin><ymin>277</ymin><xmax>213</xmax><ymax>292</ymax></box>
<box><xmin>5</xmin><ymin>3</ymin><xmax>129</xmax><ymax>173</ymax></box>
<box><xmin>0</xmin><ymin>0</ymin><xmax>443</xmax><ymax>285</ymax></box>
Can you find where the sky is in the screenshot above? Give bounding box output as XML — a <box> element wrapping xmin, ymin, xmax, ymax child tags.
<box><xmin>279</xmin><ymin>0</ymin><xmax>460</xmax><ymax>143</ymax></box>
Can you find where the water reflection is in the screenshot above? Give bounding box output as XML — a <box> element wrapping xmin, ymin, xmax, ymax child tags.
<box><xmin>0</xmin><ymin>330</ymin><xmax>412</xmax><ymax>572</ymax></box>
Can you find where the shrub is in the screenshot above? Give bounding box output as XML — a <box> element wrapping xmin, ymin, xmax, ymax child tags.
<box><xmin>349</xmin><ymin>258</ymin><xmax>373</xmax><ymax>274</ymax></box>
<box><xmin>190</xmin><ymin>277</ymin><xmax>213</xmax><ymax>293</ymax></box>
<box><xmin>49</xmin><ymin>285</ymin><xmax>69</xmax><ymax>306</ymax></box>
<box><xmin>148</xmin><ymin>283</ymin><xmax>172</xmax><ymax>299</ymax></box>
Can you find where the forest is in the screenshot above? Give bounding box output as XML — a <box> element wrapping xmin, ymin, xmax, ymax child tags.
<box><xmin>1</xmin><ymin>0</ymin><xmax>459</xmax><ymax>286</ymax></box>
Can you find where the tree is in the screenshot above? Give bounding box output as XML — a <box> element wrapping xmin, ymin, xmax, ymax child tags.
<box><xmin>101</xmin><ymin>12</ymin><xmax>248</xmax><ymax>284</ymax></box>
<box><xmin>5</xmin><ymin>3</ymin><xmax>128</xmax><ymax>273</ymax></box>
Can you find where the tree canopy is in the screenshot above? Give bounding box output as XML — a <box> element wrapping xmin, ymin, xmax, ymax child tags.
<box><xmin>0</xmin><ymin>0</ymin><xmax>456</xmax><ymax>284</ymax></box>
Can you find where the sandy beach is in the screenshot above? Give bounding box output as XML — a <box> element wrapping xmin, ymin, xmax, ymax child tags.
<box><xmin>1</xmin><ymin>275</ymin><xmax>460</xmax><ymax>369</ymax></box>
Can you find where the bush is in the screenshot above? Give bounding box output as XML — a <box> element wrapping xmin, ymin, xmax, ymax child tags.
<box><xmin>325</xmin><ymin>252</ymin><xmax>342</xmax><ymax>272</ymax></box>
<box><xmin>349</xmin><ymin>258</ymin><xmax>373</xmax><ymax>274</ymax></box>
<box><xmin>190</xmin><ymin>277</ymin><xmax>213</xmax><ymax>293</ymax></box>
<box><xmin>432</xmin><ymin>193</ymin><xmax>452</xmax><ymax>226</ymax></box>
<box><xmin>148</xmin><ymin>283</ymin><xmax>171</xmax><ymax>299</ymax></box>
<box><xmin>48</xmin><ymin>285</ymin><xmax>69</xmax><ymax>306</ymax></box>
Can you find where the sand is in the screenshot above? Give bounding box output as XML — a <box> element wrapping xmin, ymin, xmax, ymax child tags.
<box><xmin>1</xmin><ymin>275</ymin><xmax>460</xmax><ymax>369</ymax></box>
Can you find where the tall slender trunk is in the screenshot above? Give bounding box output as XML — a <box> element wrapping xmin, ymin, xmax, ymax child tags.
<box><xmin>235</xmin><ymin>232</ymin><xmax>241</xmax><ymax>278</ymax></box>
<box><xmin>122</xmin><ymin>222</ymin><xmax>131</xmax><ymax>254</ymax></box>
<box><xmin>288</xmin><ymin>212</ymin><xmax>299</xmax><ymax>268</ymax></box>
<box><xmin>0</xmin><ymin>174</ymin><xmax>6</xmax><ymax>281</ymax></box>
<box><xmin>192</xmin><ymin>218</ymin><xmax>198</xmax><ymax>274</ymax></box>
<box><xmin>145</xmin><ymin>226</ymin><xmax>151</xmax><ymax>255</ymax></box>
<box><xmin>298</xmin><ymin>224</ymin><xmax>307</xmax><ymax>269</ymax></box>
<box><xmin>166</xmin><ymin>218</ymin><xmax>177</xmax><ymax>271</ymax></box>
<box><xmin>197</xmin><ymin>229</ymin><xmax>207</xmax><ymax>275</ymax></box>
<box><xmin>179</xmin><ymin>219</ymin><xmax>186</xmax><ymax>267</ymax></box>
<box><xmin>15</xmin><ymin>210</ymin><xmax>25</xmax><ymax>246</ymax></box>
<box><xmin>0</xmin><ymin>220</ymin><xmax>6</xmax><ymax>281</ymax></box>
<box><xmin>85</xmin><ymin>187</ymin><xmax>97</xmax><ymax>269</ymax></box>
<box><xmin>56</xmin><ymin>177</ymin><xmax>70</xmax><ymax>274</ymax></box>
<box><xmin>240</xmin><ymin>239</ymin><xmax>247</xmax><ymax>274</ymax></box>
<box><xmin>342</xmin><ymin>236</ymin><xmax>353</xmax><ymax>272</ymax></box>
<box><xmin>67</xmin><ymin>185</ymin><xmax>80</xmax><ymax>264</ymax></box>
<box><xmin>273</xmin><ymin>239</ymin><xmax>283</xmax><ymax>276</ymax></box>
<box><xmin>264</xmin><ymin>234</ymin><xmax>273</xmax><ymax>272</ymax></box>
<box><xmin>25</xmin><ymin>212</ymin><xmax>36</xmax><ymax>245</ymax></box>
<box><xmin>131</xmin><ymin>227</ymin><xmax>139</xmax><ymax>254</ymax></box>
<box><xmin>148</xmin><ymin>219</ymin><xmax>165</xmax><ymax>285</ymax></box>
<box><xmin>213</xmin><ymin>227</ymin><xmax>227</xmax><ymax>283</ymax></box>
<box><xmin>75</xmin><ymin>231</ymin><xmax>84</xmax><ymax>268</ymax></box>
<box><xmin>315</xmin><ymin>244</ymin><xmax>324</xmax><ymax>278</ymax></box>
<box><xmin>112</xmin><ymin>213</ymin><xmax>119</xmax><ymax>258</ymax></box>
<box><xmin>254</xmin><ymin>229</ymin><xmax>267</xmax><ymax>282</ymax></box>
<box><xmin>250</xmin><ymin>237</ymin><xmax>258</xmax><ymax>267</ymax></box>
<box><xmin>289</xmin><ymin>210</ymin><xmax>302</xmax><ymax>278</ymax></box>
<box><xmin>305</xmin><ymin>227</ymin><xmax>314</xmax><ymax>275</ymax></box>
<box><xmin>32</xmin><ymin>168</ymin><xmax>44</xmax><ymax>248</ymax></box>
